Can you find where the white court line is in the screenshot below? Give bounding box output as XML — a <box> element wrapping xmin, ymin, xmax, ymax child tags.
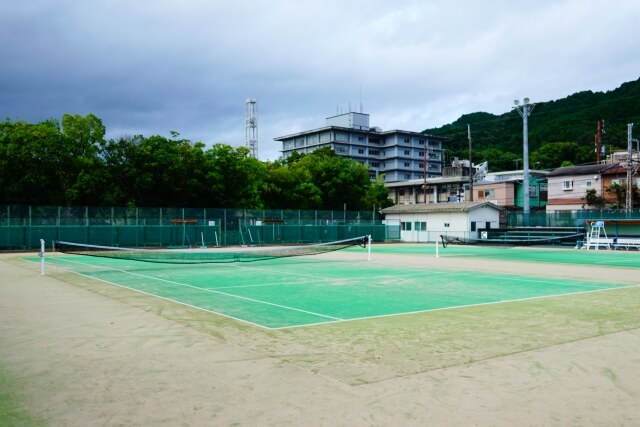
<box><xmin>48</xmin><ymin>257</ymin><xmax>344</xmax><ymax>322</ymax></box>
<box><xmin>270</xmin><ymin>282</ymin><xmax>640</xmax><ymax>330</ymax></box>
<box><xmin>32</xmin><ymin>255</ymin><xmax>638</xmax><ymax>330</ymax></box>
<box><xmin>242</xmin><ymin>259</ymin><xmax>627</xmax><ymax>291</ymax></box>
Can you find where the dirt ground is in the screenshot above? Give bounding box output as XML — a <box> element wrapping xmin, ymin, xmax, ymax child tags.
<box><xmin>1</xmin><ymin>249</ymin><xmax>640</xmax><ymax>426</ymax></box>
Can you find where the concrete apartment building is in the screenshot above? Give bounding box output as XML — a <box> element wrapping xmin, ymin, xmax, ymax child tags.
<box><xmin>275</xmin><ymin>112</ymin><xmax>446</xmax><ymax>182</ymax></box>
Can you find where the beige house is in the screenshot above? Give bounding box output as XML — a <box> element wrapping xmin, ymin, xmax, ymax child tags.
<box><xmin>546</xmin><ymin>164</ymin><xmax>619</xmax><ymax>212</ymax></box>
<box><xmin>382</xmin><ymin>201</ymin><xmax>502</xmax><ymax>243</ymax></box>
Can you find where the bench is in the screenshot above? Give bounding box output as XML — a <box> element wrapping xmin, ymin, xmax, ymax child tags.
<box><xmin>614</xmin><ymin>238</ymin><xmax>640</xmax><ymax>250</ymax></box>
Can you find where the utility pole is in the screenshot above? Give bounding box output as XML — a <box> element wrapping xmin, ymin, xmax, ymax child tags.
<box><xmin>514</xmin><ymin>98</ymin><xmax>535</xmax><ymax>225</ymax></box>
<box><xmin>626</xmin><ymin>123</ymin><xmax>634</xmax><ymax>212</ymax></box>
<box><xmin>595</xmin><ymin>120</ymin><xmax>603</xmax><ymax>164</ymax></box>
<box><xmin>468</xmin><ymin>124</ymin><xmax>473</xmax><ymax>201</ymax></box>
<box><xmin>422</xmin><ymin>143</ymin><xmax>428</xmax><ymax>203</ymax></box>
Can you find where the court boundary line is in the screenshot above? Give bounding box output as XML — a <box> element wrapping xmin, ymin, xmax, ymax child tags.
<box><xmin>36</xmin><ymin>258</ymin><xmax>343</xmax><ymax>329</ymax></box>
<box><xmin>269</xmin><ymin>282</ymin><xmax>640</xmax><ymax>330</ymax></box>
<box><xmin>21</xmin><ymin>255</ymin><xmax>640</xmax><ymax>330</ymax></box>
<box><xmin>55</xmin><ymin>257</ymin><xmax>344</xmax><ymax>321</ymax></box>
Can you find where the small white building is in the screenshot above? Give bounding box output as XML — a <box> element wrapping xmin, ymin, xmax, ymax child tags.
<box><xmin>382</xmin><ymin>201</ymin><xmax>502</xmax><ymax>243</ymax></box>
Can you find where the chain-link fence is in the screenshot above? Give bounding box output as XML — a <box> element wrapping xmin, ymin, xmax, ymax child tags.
<box><xmin>0</xmin><ymin>205</ymin><xmax>396</xmax><ymax>250</ymax></box>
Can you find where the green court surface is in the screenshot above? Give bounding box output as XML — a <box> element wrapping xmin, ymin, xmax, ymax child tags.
<box><xmin>377</xmin><ymin>243</ymin><xmax>640</xmax><ymax>269</ymax></box>
<box><xmin>27</xmin><ymin>245</ymin><xmax>636</xmax><ymax>329</ymax></box>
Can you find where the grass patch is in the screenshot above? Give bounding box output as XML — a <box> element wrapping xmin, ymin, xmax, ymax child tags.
<box><xmin>0</xmin><ymin>363</ymin><xmax>45</xmax><ymax>427</ymax></box>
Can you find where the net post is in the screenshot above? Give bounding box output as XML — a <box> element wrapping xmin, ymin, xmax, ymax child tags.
<box><xmin>367</xmin><ymin>235</ymin><xmax>372</xmax><ymax>261</ymax></box>
<box><xmin>435</xmin><ymin>238</ymin><xmax>439</xmax><ymax>258</ymax></box>
<box><xmin>39</xmin><ymin>238</ymin><xmax>45</xmax><ymax>275</ymax></box>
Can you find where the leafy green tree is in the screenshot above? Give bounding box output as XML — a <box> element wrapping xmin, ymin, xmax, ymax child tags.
<box><xmin>363</xmin><ymin>175</ymin><xmax>393</xmax><ymax>210</ymax></box>
<box><xmin>474</xmin><ymin>147</ymin><xmax>520</xmax><ymax>172</ymax></box>
<box><xmin>583</xmin><ymin>188</ymin><xmax>605</xmax><ymax>209</ymax></box>
<box><xmin>606</xmin><ymin>182</ymin><xmax>640</xmax><ymax>209</ymax></box>
<box><xmin>261</xmin><ymin>160</ymin><xmax>322</xmax><ymax>209</ymax></box>
<box><xmin>297</xmin><ymin>148</ymin><xmax>371</xmax><ymax>210</ymax></box>
<box><xmin>203</xmin><ymin>144</ymin><xmax>266</xmax><ymax>208</ymax></box>
<box><xmin>530</xmin><ymin>141</ymin><xmax>592</xmax><ymax>169</ymax></box>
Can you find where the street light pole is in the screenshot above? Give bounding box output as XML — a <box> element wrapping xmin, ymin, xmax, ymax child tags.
<box><xmin>514</xmin><ymin>98</ymin><xmax>535</xmax><ymax>225</ymax></box>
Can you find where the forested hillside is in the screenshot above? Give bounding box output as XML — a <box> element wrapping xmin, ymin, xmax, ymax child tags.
<box><xmin>424</xmin><ymin>77</ymin><xmax>640</xmax><ymax>171</ymax></box>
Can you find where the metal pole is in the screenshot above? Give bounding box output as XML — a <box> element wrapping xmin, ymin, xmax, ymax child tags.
<box><xmin>514</xmin><ymin>98</ymin><xmax>535</xmax><ymax>225</ymax></box>
<box><xmin>468</xmin><ymin>124</ymin><xmax>473</xmax><ymax>201</ymax></box>
<box><xmin>626</xmin><ymin>123</ymin><xmax>634</xmax><ymax>212</ymax></box>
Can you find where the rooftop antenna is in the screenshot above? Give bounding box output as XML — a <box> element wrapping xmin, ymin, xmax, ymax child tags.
<box><xmin>245</xmin><ymin>98</ymin><xmax>258</xmax><ymax>159</ymax></box>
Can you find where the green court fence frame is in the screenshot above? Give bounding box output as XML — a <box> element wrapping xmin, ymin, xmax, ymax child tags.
<box><xmin>0</xmin><ymin>205</ymin><xmax>398</xmax><ymax>250</ymax></box>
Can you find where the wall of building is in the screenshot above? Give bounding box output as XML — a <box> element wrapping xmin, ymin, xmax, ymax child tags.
<box><xmin>546</xmin><ymin>174</ymin><xmax>600</xmax><ymax>211</ymax></box>
<box><xmin>383</xmin><ymin>207</ymin><xmax>500</xmax><ymax>242</ymax></box>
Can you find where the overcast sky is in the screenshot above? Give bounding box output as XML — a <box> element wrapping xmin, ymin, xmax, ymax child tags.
<box><xmin>2</xmin><ymin>0</ymin><xmax>639</xmax><ymax>160</ymax></box>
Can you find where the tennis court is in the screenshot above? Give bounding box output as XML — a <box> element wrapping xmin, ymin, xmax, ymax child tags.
<box><xmin>26</xmin><ymin>242</ymin><xmax>638</xmax><ymax>329</ymax></box>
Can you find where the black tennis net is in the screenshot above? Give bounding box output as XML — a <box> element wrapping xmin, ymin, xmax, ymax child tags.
<box><xmin>53</xmin><ymin>236</ymin><xmax>370</xmax><ymax>264</ymax></box>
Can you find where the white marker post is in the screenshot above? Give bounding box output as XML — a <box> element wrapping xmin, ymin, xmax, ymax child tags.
<box><xmin>39</xmin><ymin>239</ymin><xmax>45</xmax><ymax>275</ymax></box>
<box><xmin>367</xmin><ymin>235</ymin><xmax>372</xmax><ymax>261</ymax></box>
<box><xmin>435</xmin><ymin>238</ymin><xmax>439</xmax><ymax>258</ymax></box>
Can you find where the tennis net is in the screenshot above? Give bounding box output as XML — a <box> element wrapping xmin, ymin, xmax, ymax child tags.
<box><xmin>440</xmin><ymin>233</ymin><xmax>583</xmax><ymax>248</ymax></box>
<box><xmin>53</xmin><ymin>236</ymin><xmax>370</xmax><ymax>264</ymax></box>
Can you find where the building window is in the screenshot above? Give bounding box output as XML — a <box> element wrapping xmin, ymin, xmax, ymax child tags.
<box><xmin>404</xmin><ymin>174</ymin><xmax>411</xmax><ymax>179</ymax></box>
<box><xmin>562</xmin><ymin>180</ymin><xmax>573</xmax><ymax>191</ymax></box>
<box><xmin>414</xmin><ymin>221</ymin><xmax>426</xmax><ymax>231</ymax></box>
<box><xmin>477</xmin><ymin>189</ymin><xmax>494</xmax><ymax>199</ymax></box>
<box><xmin>404</xmin><ymin>138</ymin><xmax>410</xmax><ymax>143</ymax></box>
<box><xmin>404</xmin><ymin>162</ymin><xmax>410</xmax><ymax>167</ymax></box>
<box><xmin>369</xmin><ymin>149</ymin><xmax>379</xmax><ymax>155</ymax></box>
<box><xmin>403</xmin><ymin>150</ymin><xmax>410</xmax><ymax>156</ymax></box>
<box><xmin>419</xmin><ymin>139</ymin><xmax>425</xmax><ymax>145</ymax></box>
<box><xmin>371</xmin><ymin>162</ymin><xmax>380</xmax><ymax>167</ymax></box>
<box><xmin>401</xmin><ymin>221</ymin><xmax>412</xmax><ymax>231</ymax></box>
<box><xmin>358</xmin><ymin>149</ymin><xmax>365</xmax><ymax>154</ymax></box>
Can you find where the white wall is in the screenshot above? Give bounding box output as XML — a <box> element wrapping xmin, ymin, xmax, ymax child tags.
<box><xmin>385</xmin><ymin>206</ymin><xmax>500</xmax><ymax>243</ymax></box>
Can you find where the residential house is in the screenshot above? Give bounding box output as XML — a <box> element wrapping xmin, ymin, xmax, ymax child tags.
<box><xmin>545</xmin><ymin>163</ymin><xmax>620</xmax><ymax>212</ymax></box>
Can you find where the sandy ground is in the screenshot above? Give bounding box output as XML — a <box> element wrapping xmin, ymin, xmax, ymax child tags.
<box><xmin>1</xmin><ymin>250</ymin><xmax>640</xmax><ymax>426</ymax></box>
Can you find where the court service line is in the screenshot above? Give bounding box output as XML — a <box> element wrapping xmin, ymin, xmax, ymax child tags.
<box><xmin>51</xmin><ymin>258</ymin><xmax>344</xmax><ymax>322</ymax></box>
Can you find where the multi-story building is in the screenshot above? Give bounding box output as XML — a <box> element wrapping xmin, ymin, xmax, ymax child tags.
<box><xmin>275</xmin><ymin>112</ymin><xmax>446</xmax><ymax>182</ymax></box>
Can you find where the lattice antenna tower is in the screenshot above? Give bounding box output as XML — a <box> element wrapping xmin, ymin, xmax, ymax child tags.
<box><xmin>245</xmin><ymin>98</ymin><xmax>258</xmax><ymax>158</ymax></box>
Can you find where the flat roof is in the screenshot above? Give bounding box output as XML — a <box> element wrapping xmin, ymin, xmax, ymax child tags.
<box><xmin>274</xmin><ymin>125</ymin><xmax>447</xmax><ymax>142</ymax></box>
<box><xmin>382</xmin><ymin>201</ymin><xmax>501</xmax><ymax>214</ymax></box>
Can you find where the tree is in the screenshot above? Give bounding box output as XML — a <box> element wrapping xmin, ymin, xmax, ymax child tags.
<box><xmin>583</xmin><ymin>188</ymin><xmax>604</xmax><ymax>209</ymax></box>
<box><xmin>203</xmin><ymin>144</ymin><xmax>266</xmax><ymax>208</ymax></box>
<box><xmin>297</xmin><ymin>148</ymin><xmax>371</xmax><ymax>210</ymax></box>
<box><xmin>606</xmin><ymin>182</ymin><xmax>640</xmax><ymax>210</ymax></box>
<box><xmin>530</xmin><ymin>141</ymin><xmax>592</xmax><ymax>169</ymax></box>
<box><xmin>0</xmin><ymin>119</ymin><xmax>68</xmax><ymax>204</ymax></box>
<box><xmin>261</xmin><ymin>160</ymin><xmax>322</xmax><ymax>209</ymax></box>
<box><xmin>363</xmin><ymin>175</ymin><xmax>393</xmax><ymax>210</ymax></box>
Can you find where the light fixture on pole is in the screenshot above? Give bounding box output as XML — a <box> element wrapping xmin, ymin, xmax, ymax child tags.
<box><xmin>514</xmin><ymin>98</ymin><xmax>535</xmax><ymax>224</ymax></box>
